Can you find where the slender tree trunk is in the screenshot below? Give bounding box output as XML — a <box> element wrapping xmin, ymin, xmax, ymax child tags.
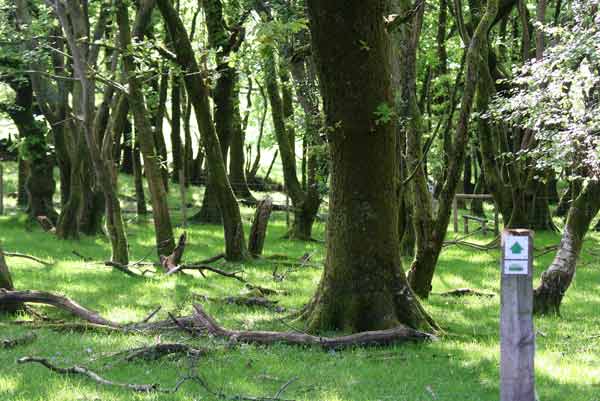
<box><xmin>303</xmin><ymin>0</ymin><xmax>437</xmax><ymax>333</ymax></box>
<box><xmin>158</xmin><ymin>0</ymin><xmax>247</xmax><ymax>260</ymax></box>
<box><xmin>534</xmin><ymin>181</ymin><xmax>600</xmax><ymax>315</ymax></box>
<box><xmin>132</xmin><ymin>140</ymin><xmax>147</xmax><ymax>215</ymax></box>
<box><xmin>17</xmin><ymin>158</ymin><xmax>28</xmax><ymax>208</ymax></box>
<box><xmin>407</xmin><ymin>0</ymin><xmax>500</xmax><ymax>298</ymax></box>
<box><xmin>171</xmin><ymin>74</ymin><xmax>183</xmax><ymax>183</ymax></box>
<box><xmin>117</xmin><ymin>0</ymin><xmax>175</xmax><ymax>258</ymax></box>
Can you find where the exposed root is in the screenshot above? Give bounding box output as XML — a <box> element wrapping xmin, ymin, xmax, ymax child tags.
<box><xmin>192</xmin><ymin>304</ymin><xmax>435</xmax><ymax>349</ymax></box>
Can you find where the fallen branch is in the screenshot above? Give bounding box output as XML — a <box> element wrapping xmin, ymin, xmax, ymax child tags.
<box><xmin>196</xmin><ymin>294</ymin><xmax>285</xmax><ymax>313</ymax></box>
<box><xmin>72</xmin><ymin>250</ymin><xmax>92</xmax><ymax>261</ymax></box>
<box><xmin>1</xmin><ymin>332</ymin><xmax>37</xmax><ymax>349</ymax></box>
<box><xmin>192</xmin><ymin>304</ymin><xmax>435</xmax><ymax>349</ymax></box>
<box><xmin>167</xmin><ymin>263</ymin><xmax>245</xmax><ymax>281</ymax></box>
<box><xmin>18</xmin><ymin>357</ymin><xmax>162</xmax><ymax>392</ymax></box>
<box><xmin>104</xmin><ymin>261</ymin><xmax>146</xmax><ymax>278</ymax></box>
<box><xmin>431</xmin><ymin>288</ymin><xmax>495</xmax><ymax>298</ymax></box>
<box><xmin>120</xmin><ymin>343</ymin><xmax>208</xmax><ymax>361</ymax></box>
<box><xmin>0</xmin><ymin>290</ymin><xmax>120</xmax><ymax>328</ymax></box>
<box><xmin>2</xmin><ymin>252</ymin><xmax>52</xmax><ymax>266</ymax></box>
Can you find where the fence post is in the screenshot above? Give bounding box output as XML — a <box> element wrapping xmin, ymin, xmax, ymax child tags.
<box><xmin>500</xmin><ymin>229</ymin><xmax>535</xmax><ymax>401</ymax></box>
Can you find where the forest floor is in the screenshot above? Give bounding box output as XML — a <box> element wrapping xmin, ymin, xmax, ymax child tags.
<box><xmin>1</xmin><ymin>161</ymin><xmax>599</xmax><ymax>401</ymax></box>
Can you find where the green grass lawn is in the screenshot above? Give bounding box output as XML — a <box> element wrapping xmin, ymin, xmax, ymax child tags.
<box><xmin>1</xmin><ymin>162</ymin><xmax>599</xmax><ymax>401</ymax></box>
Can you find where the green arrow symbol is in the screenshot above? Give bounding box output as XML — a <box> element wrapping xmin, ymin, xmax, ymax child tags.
<box><xmin>510</xmin><ymin>241</ymin><xmax>524</xmax><ymax>254</ymax></box>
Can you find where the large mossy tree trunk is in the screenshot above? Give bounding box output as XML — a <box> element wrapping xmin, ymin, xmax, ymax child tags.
<box><xmin>158</xmin><ymin>0</ymin><xmax>248</xmax><ymax>261</ymax></box>
<box><xmin>0</xmin><ymin>245</ymin><xmax>22</xmax><ymax>314</ymax></box>
<box><xmin>302</xmin><ymin>0</ymin><xmax>436</xmax><ymax>333</ymax></box>
<box><xmin>533</xmin><ymin>181</ymin><xmax>600</xmax><ymax>315</ymax></box>
<box><xmin>406</xmin><ymin>0</ymin><xmax>500</xmax><ymax>298</ymax></box>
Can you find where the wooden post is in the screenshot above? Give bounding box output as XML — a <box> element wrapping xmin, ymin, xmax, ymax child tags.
<box><xmin>453</xmin><ymin>197</ymin><xmax>458</xmax><ymax>233</ymax></box>
<box><xmin>179</xmin><ymin>169</ymin><xmax>187</xmax><ymax>228</ymax></box>
<box><xmin>0</xmin><ymin>162</ymin><xmax>4</xmax><ymax>216</ymax></box>
<box><xmin>501</xmin><ymin>229</ymin><xmax>535</xmax><ymax>401</ymax></box>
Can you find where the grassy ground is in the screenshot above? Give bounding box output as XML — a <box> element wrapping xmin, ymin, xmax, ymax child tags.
<box><xmin>1</xmin><ymin>162</ymin><xmax>599</xmax><ymax>401</ymax></box>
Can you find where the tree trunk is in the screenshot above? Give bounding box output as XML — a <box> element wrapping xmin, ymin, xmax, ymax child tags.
<box><xmin>0</xmin><ymin>246</ymin><xmax>22</xmax><ymax>314</ymax></box>
<box><xmin>120</xmin><ymin>122</ymin><xmax>134</xmax><ymax>174</ymax></box>
<box><xmin>533</xmin><ymin>181</ymin><xmax>600</xmax><ymax>315</ymax></box>
<box><xmin>17</xmin><ymin>158</ymin><xmax>28</xmax><ymax>208</ymax></box>
<box><xmin>117</xmin><ymin>0</ymin><xmax>175</xmax><ymax>258</ymax></box>
<box><xmin>407</xmin><ymin>0</ymin><xmax>500</xmax><ymax>298</ymax></box>
<box><xmin>7</xmin><ymin>79</ymin><xmax>57</xmax><ymax>223</ymax></box>
<box><xmin>303</xmin><ymin>0</ymin><xmax>436</xmax><ymax>333</ymax></box>
<box><xmin>158</xmin><ymin>0</ymin><xmax>248</xmax><ymax>261</ymax></box>
<box><xmin>171</xmin><ymin>74</ymin><xmax>183</xmax><ymax>183</ymax></box>
<box><xmin>132</xmin><ymin>141</ymin><xmax>147</xmax><ymax>215</ymax></box>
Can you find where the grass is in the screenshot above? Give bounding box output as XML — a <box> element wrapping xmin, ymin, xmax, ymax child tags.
<box><xmin>1</xmin><ymin>161</ymin><xmax>599</xmax><ymax>401</ymax></box>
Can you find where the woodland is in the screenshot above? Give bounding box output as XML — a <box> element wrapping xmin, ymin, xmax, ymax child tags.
<box><xmin>0</xmin><ymin>0</ymin><xmax>599</xmax><ymax>400</ymax></box>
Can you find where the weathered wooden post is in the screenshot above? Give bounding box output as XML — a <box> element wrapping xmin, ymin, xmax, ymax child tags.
<box><xmin>501</xmin><ymin>229</ymin><xmax>535</xmax><ymax>401</ymax></box>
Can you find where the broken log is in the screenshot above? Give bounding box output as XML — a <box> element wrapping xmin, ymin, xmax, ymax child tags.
<box><xmin>248</xmin><ymin>196</ymin><xmax>273</xmax><ymax>257</ymax></box>
<box><xmin>160</xmin><ymin>232</ymin><xmax>187</xmax><ymax>272</ymax></box>
<box><xmin>36</xmin><ymin>216</ymin><xmax>56</xmax><ymax>233</ymax></box>
<box><xmin>192</xmin><ymin>304</ymin><xmax>435</xmax><ymax>349</ymax></box>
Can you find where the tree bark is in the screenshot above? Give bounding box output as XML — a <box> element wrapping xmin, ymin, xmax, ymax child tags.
<box><xmin>303</xmin><ymin>0</ymin><xmax>437</xmax><ymax>333</ymax></box>
<box><xmin>534</xmin><ymin>181</ymin><xmax>600</xmax><ymax>315</ymax></box>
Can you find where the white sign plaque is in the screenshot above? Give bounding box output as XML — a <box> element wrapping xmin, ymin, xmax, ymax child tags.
<box><xmin>504</xmin><ymin>235</ymin><xmax>530</xmax><ymax>261</ymax></box>
<box><xmin>504</xmin><ymin>259</ymin><xmax>528</xmax><ymax>275</ymax></box>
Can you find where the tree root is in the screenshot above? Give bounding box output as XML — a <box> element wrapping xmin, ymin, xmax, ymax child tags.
<box><xmin>192</xmin><ymin>304</ymin><xmax>435</xmax><ymax>349</ymax></box>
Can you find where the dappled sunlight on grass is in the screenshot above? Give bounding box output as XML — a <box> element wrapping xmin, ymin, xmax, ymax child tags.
<box><xmin>1</xmin><ymin>166</ymin><xmax>600</xmax><ymax>399</ymax></box>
